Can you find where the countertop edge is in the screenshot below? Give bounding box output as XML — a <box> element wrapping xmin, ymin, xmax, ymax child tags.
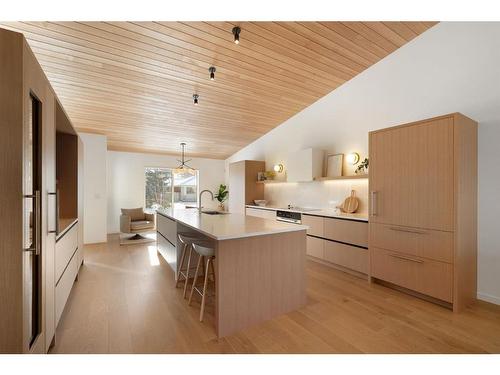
<box><xmin>156</xmin><ymin>209</ymin><xmax>308</xmax><ymax>240</ymax></box>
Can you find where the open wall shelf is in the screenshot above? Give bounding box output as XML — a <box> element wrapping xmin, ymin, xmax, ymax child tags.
<box><xmin>314</xmin><ymin>175</ymin><xmax>369</xmax><ymax>181</ymax></box>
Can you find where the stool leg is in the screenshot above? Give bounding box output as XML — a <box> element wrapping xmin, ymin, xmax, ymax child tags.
<box><xmin>188</xmin><ymin>254</ymin><xmax>203</xmax><ymax>306</ymax></box>
<box><xmin>209</xmin><ymin>257</ymin><xmax>216</xmax><ymax>283</ymax></box>
<box><xmin>199</xmin><ymin>257</ymin><xmax>212</xmax><ymax>322</ymax></box>
<box><xmin>183</xmin><ymin>246</ymin><xmax>193</xmax><ymax>299</ymax></box>
<box><xmin>175</xmin><ymin>243</ymin><xmax>187</xmax><ymax>288</ymax></box>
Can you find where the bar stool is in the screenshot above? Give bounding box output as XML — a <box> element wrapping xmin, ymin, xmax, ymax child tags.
<box><xmin>176</xmin><ymin>233</ymin><xmax>210</xmax><ymax>299</ymax></box>
<box><xmin>188</xmin><ymin>243</ymin><xmax>216</xmax><ymax>322</ymax></box>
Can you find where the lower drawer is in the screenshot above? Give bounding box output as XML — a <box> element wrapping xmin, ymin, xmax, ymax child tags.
<box><xmin>157</xmin><ymin>233</ymin><xmax>177</xmax><ymax>273</ymax></box>
<box><xmin>370</xmin><ymin>223</ymin><xmax>453</xmax><ymax>263</ymax></box>
<box><xmin>55</xmin><ymin>223</ymin><xmax>78</xmax><ymax>282</ymax></box>
<box><xmin>55</xmin><ymin>247</ymin><xmax>79</xmax><ymax>326</ymax></box>
<box><xmin>324</xmin><ymin>241</ymin><xmax>368</xmax><ymax>274</ymax></box>
<box><xmin>371</xmin><ymin>247</ymin><xmax>453</xmax><ymax>302</ymax></box>
<box><xmin>306</xmin><ymin>236</ymin><xmax>324</xmax><ymax>259</ymax></box>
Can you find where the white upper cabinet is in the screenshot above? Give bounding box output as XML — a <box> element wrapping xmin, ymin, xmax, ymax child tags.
<box><xmin>286</xmin><ymin>148</ymin><xmax>324</xmax><ymax>182</ymax></box>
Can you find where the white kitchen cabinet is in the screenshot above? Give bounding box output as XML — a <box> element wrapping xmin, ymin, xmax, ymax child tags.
<box><xmin>157</xmin><ymin>213</ymin><xmax>177</xmax><ymax>245</ymax></box>
<box><xmin>286</xmin><ymin>148</ymin><xmax>324</xmax><ymax>182</ymax></box>
<box><xmin>246</xmin><ymin>207</ymin><xmax>276</xmax><ymax>220</ymax></box>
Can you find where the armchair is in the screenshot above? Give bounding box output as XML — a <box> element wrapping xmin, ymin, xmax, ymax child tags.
<box><xmin>120</xmin><ymin>207</ymin><xmax>156</xmax><ymax>241</ymax></box>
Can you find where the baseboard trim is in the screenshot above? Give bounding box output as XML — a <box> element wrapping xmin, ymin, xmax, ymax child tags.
<box><xmin>477</xmin><ymin>292</ymin><xmax>500</xmax><ymax>306</ymax></box>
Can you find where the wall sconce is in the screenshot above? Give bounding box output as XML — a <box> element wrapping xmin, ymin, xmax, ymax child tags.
<box><xmin>273</xmin><ymin>163</ymin><xmax>284</xmax><ymax>173</ymax></box>
<box><xmin>346</xmin><ymin>152</ymin><xmax>360</xmax><ymax>165</ymax></box>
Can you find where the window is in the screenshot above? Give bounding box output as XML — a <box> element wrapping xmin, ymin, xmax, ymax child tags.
<box><xmin>145</xmin><ymin>167</ymin><xmax>198</xmax><ymax>210</ymax></box>
<box><xmin>174</xmin><ymin>173</ymin><xmax>198</xmax><ymax>205</ymax></box>
<box><xmin>145</xmin><ymin>167</ymin><xmax>173</xmax><ymax>210</ymax></box>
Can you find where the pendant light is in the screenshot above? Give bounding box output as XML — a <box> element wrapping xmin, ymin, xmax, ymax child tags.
<box><xmin>232</xmin><ymin>26</ymin><xmax>241</xmax><ymax>44</ymax></box>
<box><xmin>174</xmin><ymin>143</ymin><xmax>196</xmax><ymax>176</ymax></box>
<box><xmin>209</xmin><ymin>66</ymin><xmax>216</xmax><ymax>80</ymax></box>
<box><xmin>192</xmin><ymin>94</ymin><xmax>199</xmax><ymax>105</ymax></box>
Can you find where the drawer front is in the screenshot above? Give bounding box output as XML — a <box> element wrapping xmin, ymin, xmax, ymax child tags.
<box><xmin>55</xmin><ymin>247</ymin><xmax>79</xmax><ymax>325</ymax></box>
<box><xmin>370</xmin><ymin>223</ymin><xmax>453</xmax><ymax>263</ymax></box>
<box><xmin>324</xmin><ymin>218</ymin><xmax>368</xmax><ymax>247</ymax></box>
<box><xmin>306</xmin><ymin>236</ymin><xmax>324</xmax><ymax>259</ymax></box>
<box><xmin>55</xmin><ymin>223</ymin><xmax>78</xmax><ymax>282</ymax></box>
<box><xmin>246</xmin><ymin>207</ymin><xmax>276</xmax><ymax>220</ymax></box>
<box><xmin>157</xmin><ymin>233</ymin><xmax>177</xmax><ymax>273</ymax></box>
<box><xmin>371</xmin><ymin>247</ymin><xmax>453</xmax><ymax>302</ymax></box>
<box><xmin>157</xmin><ymin>214</ymin><xmax>177</xmax><ymax>245</ymax></box>
<box><xmin>324</xmin><ymin>241</ymin><xmax>368</xmax><ymax>274</ymax></box>
<box><xmin>302</xmin><ymin>214</ymin><xmax>324</xmax><ymax>237</ymax></box>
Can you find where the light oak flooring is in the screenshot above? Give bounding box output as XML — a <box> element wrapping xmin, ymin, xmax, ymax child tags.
<box><xmin>50</xmin><ymin>234</ymin><xmax>500</xmax><ymax>354</ymax></box>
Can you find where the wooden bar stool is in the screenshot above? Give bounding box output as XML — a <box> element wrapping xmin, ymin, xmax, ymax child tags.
<box><xmin>176</xmin><ymin>233</ymin><xmax>210</xmax><ymax>299</ymax></box>
<box><xmin>188</xmin><ymin>243</ymin><xmax>216</xmax><ymax>322</ymax></box>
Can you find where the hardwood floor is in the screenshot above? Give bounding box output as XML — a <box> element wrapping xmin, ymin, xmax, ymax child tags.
<box><xmin>50</xmin><ymin>234</ymin><xmax>500</xmax><ymax>354</ymax></box>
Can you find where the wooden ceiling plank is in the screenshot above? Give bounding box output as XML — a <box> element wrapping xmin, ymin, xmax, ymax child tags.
<box><xmin>382</xmin><ymin>22</ymin><xmax>419</xmax><ymax>41</ymax></box>
<box><xmin>403</xmin><ymin>21</ymin><xmax>437</xmax><ymax>35</ymax></box>
<box><xmin>284</xmin><ymin>21</ymin><xmax>375</xmax><ymax>67</ymax></box>
<box><xmin>363</xmin><ymin>22</ymin><xmax>408</xmax><ymax>47</ymax></box>
<box><xmin>341</xmin><ymin>22</ymin><xmax>399</xmax><ymax>53</ymax></box>
<box><xmin>319</xmin><ymin>22</ymin><xmax>390</xmax><ymax>59</ymax></box>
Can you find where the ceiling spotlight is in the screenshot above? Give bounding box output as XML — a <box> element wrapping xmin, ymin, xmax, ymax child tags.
<box><xmin>209</xmin><ymin>66</ymin><xmax>216</xmax><ymax>81</ymax></box>
<box><xmin>232</xmin><ymin>26</ymin><xmax>241</xmax><ymax>45</ymax></box>
<box><xmin>193</xmin><ymin>94</ymin><xmax>199</xmax><ymax>105</ymax></box>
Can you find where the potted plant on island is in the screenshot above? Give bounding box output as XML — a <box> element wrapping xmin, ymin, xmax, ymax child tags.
<box><xmin>214</xmin><ymin>184</ymin><xmax>229</xmax><ymax>211</ymax></box>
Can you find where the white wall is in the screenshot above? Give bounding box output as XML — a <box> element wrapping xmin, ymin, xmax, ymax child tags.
<box><xmin>226</xmin><ymin>22</ymin><xmax>500</xmax><ymax>304</ymax></box>
<box><xmin>79</xmin><ymin>133</ymin><xmax>107</xmax><ymax>244</ymax></box>
<box><xmin>107</xmin><ymin>151</ymin><xmax>225</xmax><ymax>234</ymax></box>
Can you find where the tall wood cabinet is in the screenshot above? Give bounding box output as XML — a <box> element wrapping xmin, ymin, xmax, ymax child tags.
<box><xmin>0</xmin><ymin>27</ymin><xmax>84</xmax><ymax>353</ymax></box>
<box><xmin>369</xmin><ymin>113</ymin><xmax>477</xmax><ymax>312</ymax></box>
<box><xmin>228</xmin><ymin>160</ymin><xmax>265</xmax><ymax>213</ymax></box>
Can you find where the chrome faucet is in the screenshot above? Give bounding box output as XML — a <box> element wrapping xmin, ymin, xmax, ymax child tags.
<box><xmin>198</xmin><ymin>189</ymin><xmax>214</xmax><ymax>212</ymax></box>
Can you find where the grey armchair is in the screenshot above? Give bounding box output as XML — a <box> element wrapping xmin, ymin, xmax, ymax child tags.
<box><xmin>120</xmin><ymin>207</ymin><xmax>155</xmax><ymax>241</ymax></box>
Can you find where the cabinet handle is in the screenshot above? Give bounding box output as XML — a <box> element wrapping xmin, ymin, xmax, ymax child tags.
<box><xmin>389</xmin><ymin>253</ymin><xmax>424</xmax><ymax>264</ymax></box>
<box><xmin>389</xmin><ymin>227</ymin><xmax>426</xmax><ymax>235</ymax></box>
<box><xmin>370</xmin><ymin>191</ymin><xmax>378</xmax><ymax>216</ymax></box>
<box><xmin>23</xmin><ymin>190</ymin><xmax>40</xmax><ymax>255</ymax></box>
<box><xmin>48</xmin><ymin>191</ymin><xmax>57</xmax><ymax>234</ymax></box>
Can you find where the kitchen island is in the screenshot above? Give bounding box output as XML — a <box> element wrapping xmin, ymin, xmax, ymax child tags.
<box><xmin>156</xmin><ymin>208</ymin><xmax>307</xmax><ymax>338</ymax></box>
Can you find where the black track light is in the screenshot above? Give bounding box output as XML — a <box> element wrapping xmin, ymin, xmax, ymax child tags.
<box><xmin>209</xmin><ymin>66</ymin><xmax>216</xmax><ymax>81</ymax></box>
<box><xmin>232</xmin><ymin>26</ymin><xmax>241</xmax><ymax>45</ymax></box>
<box><xmin>193</xmin><ymin>94</ymin><xmax>199</xmax><ymax>105</ymax></box>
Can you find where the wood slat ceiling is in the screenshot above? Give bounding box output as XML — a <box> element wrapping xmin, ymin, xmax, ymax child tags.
<box><xmin>0</xmin><ymin>21</ymin><xmax>437</xmax><ymax>159</ymax></box>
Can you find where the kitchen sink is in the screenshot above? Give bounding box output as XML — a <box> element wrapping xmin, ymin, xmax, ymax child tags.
<box><xmin>201</xmin><ymin>210</ymin><xmax>228</xmax><ymax>215</ymax></box>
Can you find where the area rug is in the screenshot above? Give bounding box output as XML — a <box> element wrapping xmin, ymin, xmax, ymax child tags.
<box><xmin>119</xmin><ymin>231</ymin><xmax>156</xmax><ymax>246</ymax></box>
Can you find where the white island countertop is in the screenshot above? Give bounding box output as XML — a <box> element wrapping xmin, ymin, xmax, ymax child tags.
<box><xmin>156</xmin><ymin>208</ymin><xmax>307</xmax><ymax>241</ymax></box>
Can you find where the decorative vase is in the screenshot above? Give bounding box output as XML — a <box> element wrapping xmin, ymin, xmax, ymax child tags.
<box><xmin>218</xmin><ymin>202</ymin><xmax>225</xmax><ymax>211</ymax></box>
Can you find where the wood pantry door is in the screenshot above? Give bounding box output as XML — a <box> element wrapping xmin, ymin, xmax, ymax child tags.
<box><xmin>369</xmin><ymin>117</ymin><xmax>454</xmax><ymax>231</ymax></box>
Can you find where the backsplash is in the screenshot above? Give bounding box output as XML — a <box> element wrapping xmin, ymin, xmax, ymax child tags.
<box><xmin>263</xmin><ymin>178</ymin><xmax>369</xmax><ymax>213</ymax></box>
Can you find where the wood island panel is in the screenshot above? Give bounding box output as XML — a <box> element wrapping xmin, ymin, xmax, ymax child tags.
<box><xmin>215</xmin><ymin>230</ymin><xmax>307</xmax><ymax>338</ymax></box>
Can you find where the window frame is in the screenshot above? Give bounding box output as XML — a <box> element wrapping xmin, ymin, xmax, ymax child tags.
<box><xmin>144</xmin><ymin>166</ymin><xmax>200</xmax><ymax>210</ymax></box>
